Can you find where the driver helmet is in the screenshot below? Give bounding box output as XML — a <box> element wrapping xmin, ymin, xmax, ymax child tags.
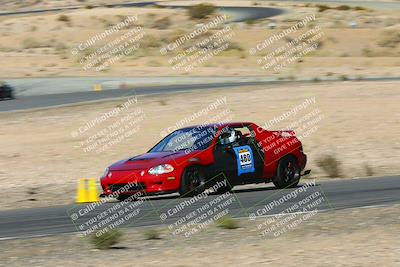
<box><xmin>220</xmin><ymin>128</ymin><xmax>237</xmax><ymax>145</ymax></box>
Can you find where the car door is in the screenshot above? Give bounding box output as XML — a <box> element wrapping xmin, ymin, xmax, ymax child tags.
<box><xmin>212</xmin><ymin>139</ymin><xmax>239</xmax><ymax>185</ymax></box>
<box><xmin>212</xmin><ymin>126</ymin><xmax>265</xmax><ymax>185</ymax></box>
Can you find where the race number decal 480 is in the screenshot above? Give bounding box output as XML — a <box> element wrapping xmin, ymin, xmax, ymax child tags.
<box><xmin>233</xmin><ymin>145</ymin><xmax>255</xmax><ymax>175</ymax></box>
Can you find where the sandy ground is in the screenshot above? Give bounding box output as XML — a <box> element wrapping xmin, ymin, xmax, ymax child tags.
<box><xmin>1</xmin><ymin>204</ymin><xmax>399</xmax><ymax>266</ymax></box>
<box><xmin>0</xmin><ymin>80</ymin><xmax>399</xmax><ymax>210</ymax></box>
<box><xmin>0</xmin><ymin>2</ymin><xmax>399</xmax><ymax>78</ymax></box>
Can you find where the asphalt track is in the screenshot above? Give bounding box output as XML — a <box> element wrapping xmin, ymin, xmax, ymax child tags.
<box><xmin>0</xmin><ymin>176</ymin><xmax>399</xmax><ymax>239</ymax></box>
<box><xmin>0</xmin><ymin>1</ymin><xmax>283</xmax><ymax>22</ymax></box>
<box><xmin>2</xmin><ymin>77</ymin><xmax>400</xmax><ymax>112</ymax></box>
<box><xmin>0</xmin><ymin>81</ymin><xmax>271</xmax><ymax>112</ymax></box>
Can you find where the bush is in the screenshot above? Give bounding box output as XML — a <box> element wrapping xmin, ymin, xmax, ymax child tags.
<box><xmin>378</xmin><ymin>30</ymin><xmax>400</xmax><ymax>48</ymax></box>
<box><xmin>144</xmin><ymin>229</ymin><xmax>161</xmax><ymax>240</ymax></box>
<box><xmin>363</xmin><ymin>163</ymin><xmax>374</xmax><ymax>176</ymax></box>
<box><xmin>141</xmin><ymin>35</ymin><xmax>161</xmax><ymax>48</ymax></box>
<box><xmin>216</xmin><ymin>216</ymin><xmax>239</xmax><ymax>229</ymax></box>
<box><xmin>336</xmin><ymin>5</ymin><xmax>351</xmax><ymax>11</ymax></box>
<box><xmin>22</xmin><ymin>37</ymin><xmax>41</xmax><ymax>49</ymax></box>
<box><xmin>316</xmin><ymin>154</ymin><xmax>342</xmax><ymax>178</ymax></box>
<box><xmin>90</xmin><ymin>229</ymin><xmax>123</xmax><ymax>249</ymax></box>
<box><xmin>168</xmin><ymin>29</ymin><xmax>186</xmax><ymax>43</ymax></box>
<box><xmin>362</xmin><ymin>47</ymin><xmax>373</xmax><ymax>57</ymax></box>
<box><xmin>54</xmin><ymin>42</ymin><xmax>67</xmax><ymax>52</ymax></box>
<box><xmin>225</xmin><ymin>41</ymin><xmax>244</xmax><ymax>51</ymax></box>
<box><xmin>188</xmin><ymin>3</ymin><xmax>216</xmax><ymax>19</ymax></box>
<box><xmin>353</xmin><ymin>6</ymin><xmax>367</xmax><ymax>11</ymax></box>
<box><xmin>153</xmin><ymin>16</ymin><xmax>171</xmax><ymax>29</ymax></box>
<box><xmin>57</xmin><ymin>15</ymin><xmax>70</xmax><ymax>22</ymax></box>
<box><xmin>316</xmin><ymin>4</ymin><xmax>331</xmax><ymax>12</ymax></box>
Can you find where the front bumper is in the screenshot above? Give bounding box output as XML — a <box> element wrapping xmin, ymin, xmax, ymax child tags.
<box><xmin>100</xmin><ymin>169</ymin><xmax>181</xmax><ymax>196</ymax></box>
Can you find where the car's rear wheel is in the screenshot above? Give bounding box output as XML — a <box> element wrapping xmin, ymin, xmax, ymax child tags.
<box><xmin>179</xmin><ymin>165</ymin><xmax>205</xmax><ymax>197</ymax></box>
<box><xmin>273</xmin><ymin>155</ymin><xmax>300</xmax><ymax>189</ymax></box>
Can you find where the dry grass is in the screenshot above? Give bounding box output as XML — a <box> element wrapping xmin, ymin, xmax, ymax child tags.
<box><xmin>316</xmin><ymin>154</ymin><xmax>342</xmax><ymax>178</ymax></box>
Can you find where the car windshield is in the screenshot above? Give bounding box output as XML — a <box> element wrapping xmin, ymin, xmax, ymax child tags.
<box><xmin>149</xmin><ymin>126</ymin><xmax>217</xmax><ymax>153</ymax></box>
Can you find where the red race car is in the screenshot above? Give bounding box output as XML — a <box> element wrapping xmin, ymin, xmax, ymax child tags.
<box><xmin>100</xmin><ymin>122</ymin><xmax>310</xmax><ymax>201</ymax></box>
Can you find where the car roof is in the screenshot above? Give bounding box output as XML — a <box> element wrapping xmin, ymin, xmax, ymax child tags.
<box><xmin>180</xmin><ymin>122</ymin><xmax>253</xmax><ymax>130</ymax></box>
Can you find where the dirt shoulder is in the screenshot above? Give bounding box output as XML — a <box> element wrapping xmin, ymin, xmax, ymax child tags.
<box><xmin>0</xmin><ymin>2</ymin><xmax>399</xmax><ymax>78</ymax></box>
<box><xmin>1</xmin><ymin>204</ymin><xmax>399</xmax><ymax>266</ymax></box>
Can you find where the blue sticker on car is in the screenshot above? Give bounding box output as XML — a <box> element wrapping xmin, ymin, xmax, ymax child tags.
<box><xmin>233</xmin><ymin>145</ymin><xmax>255</xmax><ymax>176</ymax></box>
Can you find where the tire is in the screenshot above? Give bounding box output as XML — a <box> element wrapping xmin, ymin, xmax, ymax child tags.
<box><xmin>179</xmin><ymin>165</ymin><xmax>206</xmax><ymax>197</ymax></box>
<box><xmin>273</xmin><ymin>155</ymin><xmax>300</xmax><ymax>189</ymax></box>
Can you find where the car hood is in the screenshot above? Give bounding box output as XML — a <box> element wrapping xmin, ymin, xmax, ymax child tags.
<box><xmin>109</xmin><ymin>151</ymin><xmax>190</xmax><ymax>171</ymax></box>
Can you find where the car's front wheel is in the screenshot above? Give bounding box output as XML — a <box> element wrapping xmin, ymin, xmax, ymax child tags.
<box><xmin>179</xmin><ymin>165</ymin><xmax>206</xmax><ymax>197</ymax></box>
<box><xmin>273</xmin><ymin>155</ymin><xmax>300</xmax><ymax>189</ymax></box>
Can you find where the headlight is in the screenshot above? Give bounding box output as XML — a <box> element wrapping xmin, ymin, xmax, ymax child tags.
<box><xmin>148</xmin><ymin>164</ymin><xmax>174</xmax><ymax>175</ymax></box>
<box><xmin>101</xmin><ymin>167</ymin><xmax>109</xmax><ymax>179</ymax></box>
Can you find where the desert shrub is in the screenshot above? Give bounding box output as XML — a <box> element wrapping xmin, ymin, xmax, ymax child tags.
<box><xmin>54</xmin><ymin>42</ymin><xmax>67</xmax><ymax>53</ymax></box>
<box><xmin>225</xmin><ymin>41</ymin><xmax>244</xmax><ymax>51</ymax></box>
<box><xmin>316</xmin><ymin>4</ymin><xmax>331</xmax><ymax>12</ymax></box>
<box><xmin>287</xmin><ymin>75</ymin><xmax>296</xmax><ymax>81</ymax></box>
<box><xmin>144</xmin><ymin>229</ymin><xmax>161</xmax><ymax>240</ymax></box>
<box><xmin>216</xmin><ymin>216</ymin><xmax>239</xmax><ymax>229</ymax></box>
<box><xmin>245</xmin><ymin>19</ymin><xmax>257</xmax><ymax>25</ymax></box>
<box><xmin>340</xmin><ymin>74</ymin><xmax>348</xmax><ymax>81</ymax></box>
<box><xmin>22</xmin><ymin>37</ymin><xmax>41</xmax><ymax>49</ymax></box>
<box><xmin>363</xmin><ymin>163</ymin><xmax>374</xmax><ymax>176</ymax></box>
<box><xmin>188</xmin><ymin>3</ymin><xmax>216</xmax><ymax>19</ymax></box>
<box><xmin>168</xmin><ymin>29</ymin><xmax>186</xmax><ymax>42</ymax></box>
<box><xmin>313</xmin><ymin>77</ymin><xmax>320</xmax><ymax>82</ymax></box>
<box><xmin>316</xmin><ymin>154</ymin><xmax>342</xmax><ymax>177</ymax></box>
<box><xmin>141</xmin><ymin>35</ymin><xmax>161</xmax><ymax>48</ymax></box>
<box><xmin>377</xmin><ymin>30</ymin><xmax>400</xmax><ymax>48</ymax></box>
<box><xmin>85</xmin><ymin>5</ymin><xmax>94</xmax><ymax>9</ymax></box>
<box><xmin>362</xmin><ymin>47</ymin><xmax>373</xmax><ymax>57</ymax></box>
<box><xmin>90</xmin><ymin>229</ymin><xmax>123</xmax><ymax>249</ymax></box>
<box><xmin>325</xmin><ymin>72</ymin><xmax>334</xmax><ymax>77</ymax></box>
<box><xmin>353</xmin><ymin>6</ymin><xmax>367</xmax><ymax>11</ymax></box>
<box><xmin>147</xmin><ymin>59</ymin><xmax>161</xmax><ymax>67</ymax></box>
<box><xmin>57</xmin><ymin>15</ymin><xmax>70</xmax><ymax>22</ymax></box>
<box><xmin>336</xmin><ymin>5</ymin><xmax>351</xmax><ymax>11</ymax></box>
<box><xmin>153</xmin><ymin>16</ymin><xmax>171</xmax><ymax>29</ymax></box>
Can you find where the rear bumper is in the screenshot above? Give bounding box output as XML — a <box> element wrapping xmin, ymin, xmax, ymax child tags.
<box><xmin>299</xmin><ymin>153</ymin><xmax>307</xmax><ymax>171</ymax></box>
<box><xmin>299</xmin><ymin>154</ymin><xmax>310</xmax><ymax>176</ymax></box>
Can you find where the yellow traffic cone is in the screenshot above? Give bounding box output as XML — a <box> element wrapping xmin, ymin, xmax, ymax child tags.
<box><xmin>93</xmin><ymin>84</ymin><xmax>102</xmax><ymax>91</ymax></box>
<box><xmin>87</xmin><ymin>178</ymin><xmax>100</xmax><ymax>202</ymax></box>
<box><xmin>76</xmin><ymin>179</ymin><xmax>88</xmax><ymax>203</ymax></box>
